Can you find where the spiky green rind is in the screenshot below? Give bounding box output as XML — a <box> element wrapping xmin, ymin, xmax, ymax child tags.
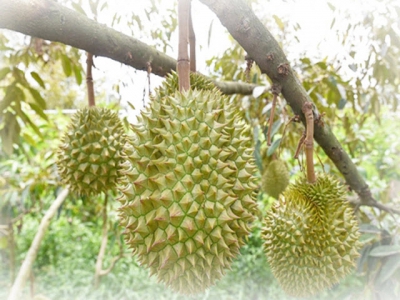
<box><xmin>261</xmin><ymin>160</ymin><xmax>290</xmax><ymax>199</ymax></box>
<box><xmin>57</xmin><ymin>107</ymin><xmax>126</xmax><ymax>196</ymax></box>
<box><xmin>152</xmin><ymin>71</ymin><xmax>217</xmax><ymax>101</ymax></box>
<box><xmin>262</xmin><ymin>173</ymin><xmax>361</xmax><ymax>297</ymax></box>
<box><xmin>118</xmin><ymin>89</ymin><xmax>258</xmax><ymax>295</ymax></box>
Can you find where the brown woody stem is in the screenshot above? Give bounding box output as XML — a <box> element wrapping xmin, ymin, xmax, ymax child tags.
<box><xmin>302</xmin><ymin>102</ymin><xmax>316</xmax><ymax>183</ymax></box>
<box><xmin>177</xmin><ymin>0</ymin><xmax>191</xmax><ymax>91</ymax></box>
<box><xmin>86</xmin><ymin>52</ymin><xmax>95</xmax><ymax>107</ymax></box>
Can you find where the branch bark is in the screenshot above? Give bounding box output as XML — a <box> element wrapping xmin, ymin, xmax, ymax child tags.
<box><xmin>0</xmin><ymin>0</ymin><xmax>175</xmax><ymax>77</ymax></box>
<box><xmin>198</xmin><ymin>0</ymin><xmax>399</xmax><ymax>214</ymax></box>
<box><xmin>7</xmin><ymin>188</ymin><xmax>69</xmax><ymax>300</ymax></box>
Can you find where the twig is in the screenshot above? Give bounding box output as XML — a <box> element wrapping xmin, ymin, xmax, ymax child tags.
<box><xmin>86</xmin><ymin>52</ymin><xmax>95</xmax><ymax>107</ymax></box>
<box><xmin>7</xmin><ymin>188</ymin><xmax>69</xmax><ymax>300</ymax></box>
<box><xmin>177</xmin><ymin>0</ymin><xmax>191</xmax><ymax>91</ymax></box>
<box><xmin>302</xmin><ymin>102</ymin><xmax>316</xmax><ymax>183</ymax></box>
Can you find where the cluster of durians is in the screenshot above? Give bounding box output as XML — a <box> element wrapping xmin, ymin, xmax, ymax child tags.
<box><xmin>56</xmin><ymin>71</ymin><xmax>361</xmax><ymax>297</ymax></box>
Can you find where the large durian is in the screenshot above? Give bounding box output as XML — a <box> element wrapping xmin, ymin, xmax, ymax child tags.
<box><xmin>57</xmin><ymin>107</ymin><xmax>126</xmax><ymax>195</ymax></box>
<box><xmin>261</xmin><ymin>159</ymin><xmax>289</xmax><ymax>199</ymax></box>
<box><xmin>152</xmin><ymin>71</ymin><xmax>216</xmax><ymax>100</ymax></box>
<box><xmin>118</xmin><ymin>89</ymin><xmax>258</xmax><ymax>294</ymax></box>
<box><xmin>262</xmin><ymin>173</ymin><xmax>361</xmax><ymax>297</ymax></box>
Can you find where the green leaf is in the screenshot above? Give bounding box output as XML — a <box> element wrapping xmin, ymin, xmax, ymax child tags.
<box><xmin>270</xmin><ymin>119</ymin><xmax>282</xmax><ymax>137</ymax></box>
<box><xmin>0</xmin><ymin>112</ymin><xmax>20</xmax><ymax>155</ymax></box>
<box><xmin>27</xmin><ymin>101</ymin><xmax>48</xmax><ymax>121</ymax></box>
<box><xmin>13</xmin><ymin>106</ymin><xmax>43</xmax><ymax>139</ymax></box>
<box><xmin>272</xmin><ymin>15</ymin><xmax>284</xmax><ymax>30</ymax></box>
<box><xmin>0</xmin><ymin>85</ymin><xmax>16</xmax><ymax>112</ymax></box>
<box><xmin>74</xmin><ymin>64</ymin><xmax>83</xmax><ymax>85</ymax></box>
<box><xmin>377</xmin><ymin>254</ymin><xmax>400</xmax><ymax>284</ymax></box>
<box><xmin>357</xmin><ymin>244</ymin><xmax>372</xmax><ymax>274</ymax></box>
<box><xmin>61</xmin><ymin>54</ymin><xmax>72</xmax><ymax>77</ymax></box>
<box><xmin>207</xmin><ymin>20</ymin><xmax>214</xmax><ymax>48</ymax></box>
<box><xmin>327</xmin><ymin>2</ymin><xmax>336</xmax><ymax>11</ymax></box>
<box><xmin>0</xmin><ymin>67</ymin><xmax>11</xmax><ymax>81</ymax></box>
<box><xmin>89</xmin><ymin>0</ymin><xmax>98</xmax><ymax>16</ymax></box>
<box><xmin>369</xmin><ymin>245</ymin><xmax>400</xmax><ymax>257</ymax></box>
<box><xmin>28</xmin><ymin>87</ymin><xmax>46</xmax><ymax>109</ymax></box>
<box><xmin>71</xmin><ymin>2</ymin><xmax>87</xmax><ymax>15</ymax></box>
<box><xmin>359</xmin><ymin>224</ymin><xmax>382</xmax><ymax>234</ymax></box>
<box><xmin>30</xmin><ymin>71</ymin><xmax>45</xmax><ymax>88</ymax></box>
<box><xmin>127</xmin><ymin>101</ymin><xmax>136</xmax><ymax>111</ymax></box>
<box><xmin>22</xmin><ymin>132</ymin><xmax>37</xmax><ymax>147</ymax></box>
<box><xmin>267</xmin><ymin>138</ymin><xmax>281</xmax><ymax>157</ymax></box>
<box><xmin>254</xmin><ymin>140</ymin><xmax>263</xmax><ymax>172</ymax></box>
<box><xmin>338</xmin><ymin>98</ymin><xmax>347</xmax><ymax>109</ymax></box>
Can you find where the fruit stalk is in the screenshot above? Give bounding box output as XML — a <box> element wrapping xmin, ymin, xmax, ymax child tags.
<box><xmin>302</xmin><ymin>102</ymin><xmax>316</xmax><ymax>183</ymax></box>
<box><xmin>177</xmin><ymin>0</ymin><xmax>190</xmax><ymax>91</ymax></box>
<box><xmin>86</xmin><ymin>52</ymin><xmax>95</xmax><ymax>107</ymax></box>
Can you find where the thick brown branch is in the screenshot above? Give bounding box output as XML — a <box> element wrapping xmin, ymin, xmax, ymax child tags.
<box><xmin>0</xmin><ymin>0</ymin><xmax>175</xmax><ymax>77</ymax></box>
<box><xmin>198</xmin><ymin>0</ymin><xmax>383</xmax><ymax>208</ymax></box>
<box><xmin>0</xmin><ymin>0</ymin><xmax>256</xmax><ymax>95</ymax></box>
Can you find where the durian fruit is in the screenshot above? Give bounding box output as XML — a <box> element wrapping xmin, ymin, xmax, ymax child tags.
<box><xmin>57</xmin><ymin>107</ymin><xmax>126</xmax><ymax>195</ymax></box>
<box><xmin>261</xmin><ymin>159</ymin><xmax>290</xmax><ymax>199</ymax></box>
<box><xmin>152</xmin><ymin>71</ymin><xmax>217</xmax><ymax>100</ymax></box>
<box><xmin>262</xmin><ymin>173</ymin><xmax>361</xmax><ymax>297</ymax></box>
<box><xmin>118</xmin><ymin>89</ymin><xmax>258</xmax><ymax>295</ymax></box>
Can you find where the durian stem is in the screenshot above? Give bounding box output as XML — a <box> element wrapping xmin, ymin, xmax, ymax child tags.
<box><xmin>86</xmin><ymin>52</ymin><xmax>95</xmax><ymax>107</ymax></box>
<box><xmin>177</xmin><ymin>0</ymin><xmax>191</xmax><ymax>91</ymax></box>
<box><xmin>302</xmin><ymin>102</ymin><xmax>316</xmax><ymax>184</ymax></box>
<box><xmin>188</xmin><ymin>0</ymin><xmax>196</xmax><ymax>72</ymax></box>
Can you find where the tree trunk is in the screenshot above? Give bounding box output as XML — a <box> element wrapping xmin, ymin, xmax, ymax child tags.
<box><xmin>7</xmin><ymin>188</ymin><xmax>69</xmax><ymax>300</ymax></box>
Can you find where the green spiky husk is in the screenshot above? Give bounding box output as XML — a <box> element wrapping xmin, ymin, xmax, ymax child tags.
<box><xmin>261</xmin><ymin>159</ymin><xmax>290</xmax><ymax>199</ymax></box>
<box><xmin>118</xmin><ymin>89</ymin><xmax>258</xmax><ymax>295</ymax></box>
<box><xmin>262</xmin><ymin>173</ymin><xmax>361</xmax><ymax>297</ymax></box>
<box><xmin>152</xmin><ymin>71</ymin><xmax>217</xmax><ymax>101</ymax></box>
<box><xmin>57</xmin><ymin>107</ymin><xmax>126</xmax><ymax>195</ymax></box>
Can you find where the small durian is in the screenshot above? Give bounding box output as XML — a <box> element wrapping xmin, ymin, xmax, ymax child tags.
<box><xmin>118</xmin><ymin>89</ymin><xmax>258</xmax><ymax>295</ymax></box>
<box><xmin>152</xmin><ymin>70</ymin><xmax>217</xmax><ymax>100</ymax></box>
<box><xmin>57</xmin><ymin>107</ymin><xmax>126</xmax><ymax>195</ymax></box>
<box><xmin>262</xmin><ymin>173</ymin><xmax>361</xmax><ymax>297</ymax></box>
<box><xmin>261</xmin><ymin>159</ymin><xmax>289</xmax><ymax>199</ymax></box>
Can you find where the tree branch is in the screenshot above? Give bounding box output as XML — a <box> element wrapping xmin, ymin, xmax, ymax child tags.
<box><xmin>0</xmin><ymin>0</ymin><xmax>175</xmax><ymax>76</ymax></box>
<box><xmin>198</xmin><ymin>0</ymin><xmax>399</xmax><ymax>214</ymax></box>
<box><xmin>0</xmin><ymin>0</ymin><xmax>255</xmax><ymax>95</ymax></box>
